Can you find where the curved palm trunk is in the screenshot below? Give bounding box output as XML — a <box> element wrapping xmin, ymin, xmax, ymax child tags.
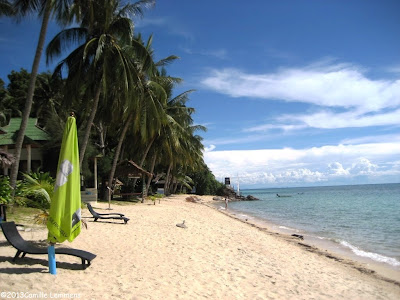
<box><xmin>79</xmin><ymin>84</ymin><xmax>102</xmax><ymax>167</ymax></box>
<box><xmin>107</xmin><ymin>112</ymin><xmax>134</xmax><ymax>208</ymax></box>
<box><xmin>132</xmin><ymin>136</ymin><xmax>155</xmax><ymax>187</ymax></box>
<box><xmin>164</xmin><ymin>162</ymin><xmax>173</xmax><ymax>196</ymax></box>
<box><xmin>140</xmin><ymin>136</ymin><xmax>156</xmax><ymax>166</ymax></box>
<box><xmin>173</xmin><ymin>179</ymin><xmax>178</xmax><ymax>194</ymax></box>
<box><xmin>95</xmin><ymin>121</ymin><xmax>107</xmax><ymax>156</ymax></box>
<box><xmin>144</xmin><ymin>153</ymin><xmax>157</xmax><ymax>202</ymax></box>
<box><xmin>10</xmin><ymin>0</ymin><xmax>52</xmax><ymax>192</ymax></box>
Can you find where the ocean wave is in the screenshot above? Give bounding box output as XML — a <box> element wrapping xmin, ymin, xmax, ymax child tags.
<box><xmin>340</xmin><ymin>240</ymin><xmax>400</xmax><ymax>267</ymax></box>
<box><xmin>278</xmin><ymin>225</ymin><xmax>298</xmax><ymax>231</ymax></box>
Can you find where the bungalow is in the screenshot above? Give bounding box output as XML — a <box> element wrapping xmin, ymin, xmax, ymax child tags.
<box><xmin>0</xmin><ymin>118</ymin><xmax>50</xmax><ymax>176</ymax></box>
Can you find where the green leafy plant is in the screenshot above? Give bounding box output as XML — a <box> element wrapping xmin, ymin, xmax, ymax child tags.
<box><xmin>20</xmin><ymin>171</ymin><xmax>55</xmax><ymax>209</ymax></box>
<box><xmin>0</xmin><ymin>175</ymin><xmax>12</xmax><ymax>204</ymax></box>
<box><xmin>148</xmin><ymin>193</ymin><xmax>163</xmax><ymax>205</ymax></box>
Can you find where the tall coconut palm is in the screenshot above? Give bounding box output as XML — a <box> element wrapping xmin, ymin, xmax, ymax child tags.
<box><xmin>9</xmin><ymin>0</ymin><xmax>76</xmax><ymax>191</ymax></box>
<box><xmin>105</xmin><ymin>36</ymin><xmax>179</xmax><ymax>203</ymax></box>
<box><xmin>46</xmin><ymin>0</ymin><xmax>155</xmax><ymax>167</ymax></box>
<box><xmin>106</xmin><ymin>77</ymin><xmax>167</xmax><ymax>205</ymax></box>
<box><xmin>148</xmin><ymin>88</ymin><xmax>205</xmax><ymax>196</ymax></box>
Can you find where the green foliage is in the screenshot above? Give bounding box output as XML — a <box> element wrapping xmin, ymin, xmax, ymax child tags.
<box><xmin>148</xmin><ymin>193</ymin><xmax>163</xmax><ymax>205</ymax></box>
<box><xmin>0</xmin><ymin>176</ymin><xmax>26</xmax><ymax>206</ymax></box>
<box><xmin>0</xmin><ymin>78</ymin><xmax>7</xmax><ymax>106</ymax></box>
<box><xmin>189</xmin><ymin>164</ymin><xmax>224</xmax><ymax>196</ymax></box>
<box><xmin>0</xmin><ymin>175</ymin><xmax>12</xmax><ymax>204</ymax></box>
<box><xmin>6</xmin><ymin>68</ymin><xmax>30</xmax><ymax>116</ymax></box>
<box><xmin>33</xmin><ymin>72</ymin><xmax>65</xmax><ymax>126</ymax></box>
<box><xmin>1</xmin><ymin>2</ymin><xmax>210</xmax><ymax>198</ymax></box>
<box><xmin>19</xmin><ymin>171</ymin><xmax>55</xmax><ymax>209</ymax></box>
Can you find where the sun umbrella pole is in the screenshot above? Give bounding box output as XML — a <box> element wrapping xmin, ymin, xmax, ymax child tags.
<box><xmin>48</xmin><ymin>244</ymin><xmax>56</xmax><ymax>275</ymax></box>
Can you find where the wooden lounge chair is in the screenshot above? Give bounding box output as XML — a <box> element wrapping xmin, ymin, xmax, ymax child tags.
<box><xmin>0</xmin><ymin>221</ymin><xmax>96</xmax><ymax>269</ymax></box>
<box><xmin>86</xmin><ymin>203</ymin><xmax>129</xmax><ymax>224</ymax></box>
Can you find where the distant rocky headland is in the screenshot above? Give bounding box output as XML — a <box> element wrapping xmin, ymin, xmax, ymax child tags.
<box><xmin>213</xmin><ymin>186</ymin><xmax>259</xmax><ymax>201</ymax></box>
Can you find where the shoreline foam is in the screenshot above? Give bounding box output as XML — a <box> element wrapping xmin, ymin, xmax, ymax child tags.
<box><xmin>207</xmin><ymin>197</ymin><xmax>400</xmax><ymax>285</ymax></box>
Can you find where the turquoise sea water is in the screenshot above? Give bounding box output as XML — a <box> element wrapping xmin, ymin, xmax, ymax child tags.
<box><xmin>226</xmin><ymin>183</ymin><xmax>400</xmax><ymax>268</ymax></box>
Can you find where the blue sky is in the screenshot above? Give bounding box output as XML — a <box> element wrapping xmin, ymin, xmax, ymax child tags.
<box><xmin>1</xmin><ymin>0</ymin><xmax>399</xmax><ymax>188</ymax></box>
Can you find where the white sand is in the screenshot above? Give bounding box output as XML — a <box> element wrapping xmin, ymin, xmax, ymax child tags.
<box><xmin>0</xmin><ymin>194</ymin><xmax>399</xmax><ymax>299</ymax></box>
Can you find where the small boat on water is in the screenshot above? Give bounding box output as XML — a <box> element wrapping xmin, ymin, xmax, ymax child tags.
<box><xmin>276</xmin><ymin>193</ymin><xmax>292</xmax><ymax>198</ymax></box>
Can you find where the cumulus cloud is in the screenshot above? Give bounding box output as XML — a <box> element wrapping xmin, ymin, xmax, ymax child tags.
<box><xmin>350</xmin><ymin>158</ymin><xmax>378</xmax><ymax>175</ymax></box>
<box><xmin>204</xmin><ymin>143</ymin><xmax>400</xmax><ymax>187</ymax></box>
<box><xmin>329</xmin><ymin>162</ymin><xmax>350</xmax><ymax>176</ymax></box>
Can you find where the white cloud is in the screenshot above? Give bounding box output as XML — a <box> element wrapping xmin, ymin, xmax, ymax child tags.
<box><xmin>243</xmin><ymin>108</ymin><xmax>400</xmax><ymax>134</ymax></box>
<box><xmin>183</xmin><ymin>48</ymin><xmax>228</xmax><ymax>59</ymax></box>
<box><xmin>385</xmin><ymin>65</ymin><xmax>400</xmax><ymax>74</ymax></box>
<box><xmin>204</xmin><ymin>144</ymin><xmax>216</xmax><ymax>152</ymax></box>
<box><xmin>350</xmin><ymin>158</ymin><xmax>378</xmax><ymax>175</ymax></box>
<box><xmin>329</xmin><ymin>162</ymin><xmax>350</xmax><ymax>176</ymax></box>
<box><xmin>136</xmin><ymin>16</ymin><xmax>194</xmax><ymax>41</ymax></box>
<box><xmin>201</xmin><ymin>64</ymin><xmax>400</xmax><ymax>112</ymax></box>
<box><xmin>341</xmin><ymin>134</ymin><xmax>400</xmax><ymax>145</ymax></box>
<box><xmin>204</xmin><ymin>142</ymin><xmax>400</xmax><ymax>187</ymax></box>
<box><xmin>135</xmin><ymin>17</ymin><xmax>169</xmax><ymax>28</ymax></box>
<box><xmin>205</xmin><ymin>134</ymin><xmax>274</xmax><ymax>146</ymax></box>
<box><xmin>278</xmin><ymin>109</ymin><xmax>400</xmax><ymax>129</ymax></box>
<box><xmin>201</xmin><ymin>62</ymin><xmax>400</xmax><ymax>132</ymax></box>
<box><xmin>244</xmin><ymin>124</ymin><xmax>307</xmax><ymax>133</ymax></box>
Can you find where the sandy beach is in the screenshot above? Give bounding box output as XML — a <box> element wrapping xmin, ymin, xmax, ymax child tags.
<box><xmin>1</xmin><ymin>194</ymin><xmax>399</xmax><ymax>299</ymax></box>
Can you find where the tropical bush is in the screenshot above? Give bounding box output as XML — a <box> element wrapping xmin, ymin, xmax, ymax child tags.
<box><xmin>0</xmin><ymin>175</ymin><xmax>12</xmax><ymax>204</ymax></box>
<box><xmin>148</xmin><ymin>193</ymin><xmax>164</xmax><ymax>205</ymax></box>
<box><xmin>20</xmin><ymin>172</ymin><xmax>55</xmax><ymax>209</ymax></box>
<box><xmin>189</xmin><ymin>165</ymin><xmax>225</xmax><ymax>196</ymax></box>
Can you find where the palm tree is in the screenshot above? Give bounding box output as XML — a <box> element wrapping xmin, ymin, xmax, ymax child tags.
<box><xmin>9</xmin><ymin>0</ymin><xmax>75</xmax><ymax>191</ymax></box>
<box><xmin>0</xmin><ymin>0</ymin><xmax>14</xmax><ymax>16</ymax></box>
<box><xmin>146</xmin><ymin>86</ymin><xmax>205</xmax><ymax>196</ymax></box>
<box><xmin>33</xmin><ymin>72</ymin><xmax>65</xmax><ymax>126</ymax></box>
<box><xmin>46</xmin><ymin>0</ymin><xmax>155</xmax><ymax>167</ymax></box>
<box><xmin>105</xmin><ymin>75</ymin><xmax>167</xmax><ymax>203</ymax></box>
<box><xmin>105</xmin><ymin>36</ymin><xmax>181</xmax><ymax>203</ymax></box>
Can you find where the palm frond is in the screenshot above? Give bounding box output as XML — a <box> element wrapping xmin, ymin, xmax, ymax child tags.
<box><xmin>46</xmin><ymin>27</ymin><xmax>88</xmax><ymax>64</ymax></box>
<box><xmin>155</xmin><ymin>55</ymin><xmax>180</xmax><ymax>67</ymax></box>
<box><xmin>118</xmin><ymin>0</ymin><xmax>155</xmax><ymax>19</ymax></box>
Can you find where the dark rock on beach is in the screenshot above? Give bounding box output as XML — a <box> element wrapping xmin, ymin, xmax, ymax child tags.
<box><xmin>221</xmin><ymin>186</ymin><xmax>259</xmax><ymax>201</ymax></box>
<box><xmin>291</xmin><ymin>234</ymin><xmax>304</xmax><ymax>240</ymax></box>
<box><xmin>245</xmin><ymin>195</ymin><xmax>259</xmax><ymax>201</ymax></box>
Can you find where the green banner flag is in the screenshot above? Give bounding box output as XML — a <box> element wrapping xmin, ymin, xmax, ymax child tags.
<box><xmin>47</xmin><ymin>116</ymin><xmax>81</xmax><ymax>243</ymax></box>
